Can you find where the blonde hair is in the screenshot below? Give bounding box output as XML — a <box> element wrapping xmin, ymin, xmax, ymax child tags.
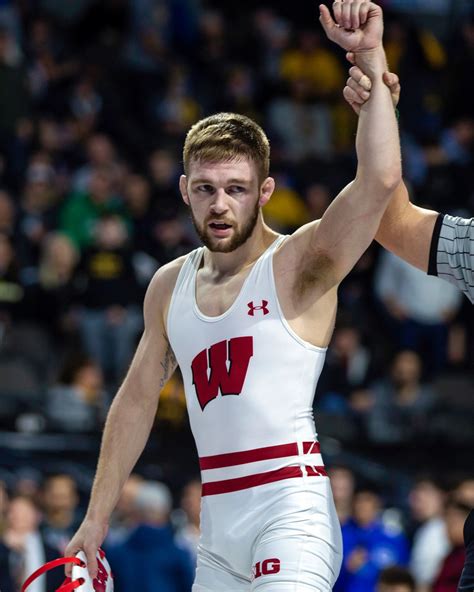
<box><xmin>183</xmin><ymin>113</ymin><xmax>270</xmax><ymax>182</ymax></box>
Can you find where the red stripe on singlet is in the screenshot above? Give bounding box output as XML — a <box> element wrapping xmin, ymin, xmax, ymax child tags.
<box><xmin>199</xmin><ymin>441</ymin><xmax>321</xmax><ymax>470</ymax></box>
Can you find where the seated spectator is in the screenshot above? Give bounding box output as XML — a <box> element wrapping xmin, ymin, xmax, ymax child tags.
<box><xmin>267</xmin><ymin>78</ymin><xmax>333</xmax><ymax>161</ymax></box>
<box><xmin>123</xmin><ymin>173</ymin><xmax>155</xmax><ymax>256</ymax></box>
<box><xmin>71</xmin><ymin>133</ymin><xmax>123</xmax><ymax>195</ymax></box>
<box><xmin>106</xmin><ymin>480</ymin><xmax>194</xmax><ymax>592</ymax></box>
<box><xmin>77</xmin><ymin>214</ymin><xmax>142</xmax><ymax>384</ymax></box>
<box><xmin>262</xmin><ymin>171</ymin><xmax>309</xmax><ymax>232</ymax></box>
<box><xmin>33</xmin><ymin>232</ymin><xmax>80</xmax><ymax>344</ymax></box>
<box><xmin>375</xmin><ymin>250</ymin><xmax>462</xmax><ymax>374</ymax></box>
<box><xmin>18</xmin><ymin>162</ymin><xmax>59</xmax><ymax>268</ymax></box>
<box><xmin>1</xmin><ymin>495</ymin><xmax>64</xmax><ymax>592</ymax></box>
<box><xmin>432</xmin><ymin>496</ymin><xmax>470</xmax><ymax>592</ymax></box>
<box><xmin>377</xmin><ymin>566</ymin><xmax>415</xmax><ymax>592</ymax></box>
<box><xmin>366</xmin><ymin>350</ymin><xmax>435</xmax><ymax>444</ymax></box>
<box><xmin>148</xmin><ymin>148</ymin><xmax>182</xmax><ymax>220</ymax></box>
<box><xmin>46</xmin><ymin>354</ymin><xmax>108</xmax><ymax>432</ymax></box>
<box><xmin>279</xmin><ymin>29</ymin><xmax>344</xmax><ymax>99</ymax></box>
<box><xmin>40</xmin><ymin>474</ymin><xmax>82</xmax><ymax>554</ymax></box>
<box><xmin>335</xmin><ymin>488</ymin><xmax>409</xmax><ymax>592</ymax></box>
<box><xmin>408</xmin><ymin>477</ymin><xmax>449</xmax><ymax>592</ymax></box>
<box><xmin>317</xmin><ymin>321</ymin><xmax>377</xmax><ymax>413</ymax></box>
<box><xmin>60</xmin><ymin>166</ymin><xmax>129</xmax><ymax>251</ymax></box>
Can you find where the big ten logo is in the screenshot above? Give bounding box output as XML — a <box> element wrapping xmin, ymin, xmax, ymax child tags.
<box><xmin>252</xmin><ymin>558</ymin><xmax>281</xmax><ymax>579</ymax></box>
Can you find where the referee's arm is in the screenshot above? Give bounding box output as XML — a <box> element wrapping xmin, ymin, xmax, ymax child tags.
<box><xmin>375</xmin><ymin>181</ymin><xmax>439</xmax><ymax>272</ymax></box>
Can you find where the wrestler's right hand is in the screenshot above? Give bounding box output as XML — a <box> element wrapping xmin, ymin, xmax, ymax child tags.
<box><xmin>64</xmin><ymin>518</ymin><xmax>109</xmax><ymax>579</ymax></box>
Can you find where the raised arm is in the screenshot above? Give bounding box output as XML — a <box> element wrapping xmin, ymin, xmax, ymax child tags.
<box><xmin>343</xmin><ymin>60</ymin><xmax>439</xmax><ymax>271</ymax></box>
<box><xmin>284</xmin><ymin>2</ymin><xmax>401</xmax><ymax>294</ymax></box>
<box><xmin>64</xmin><ymin>261</ymin><xmax>181</xmax><ymax>578</ymax></box>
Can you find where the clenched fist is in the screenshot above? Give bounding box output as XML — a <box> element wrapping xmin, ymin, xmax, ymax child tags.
<box><xmin>319</xmin><ymin>1</ymin><xmax>383</xmax><ymax>53</ymax></box>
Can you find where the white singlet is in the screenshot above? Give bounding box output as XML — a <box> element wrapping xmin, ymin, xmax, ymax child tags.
<box><xmin>167</xmin><ymin>236</ymin><xmax>342</xmax><ymax>591</ymax></box>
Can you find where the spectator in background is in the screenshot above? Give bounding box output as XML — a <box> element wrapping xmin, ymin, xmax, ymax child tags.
<box><xmin>60</xmin><ymin>166</ymin><xmax>129</xmax><ymax>251</ymax></box>
<box><xmin>148</xmin><ymin>148</ymin><xmax>182</xmax><ymax>220</ymax></box>
<box><xmin>335</xmin><ymin>488</ymin><xmax>409</xmax><ymax>592</ymax></box>
<box><xmin>18</xmin><ymin>162</ymin><xmax>59</xmax><ymax>268</ymax></box>
<box><xmin>107</xmin><ymin>480</ymin><xmax>194</xmax><ymax>592</ymax></box>
<box><xmin>153</xmin><ymin>214</ymin><xmax>197</xmax><ymax>266</ymax></box>
<box><xmin>366</xmin><ymin>350</ymin><xmax>435</xmax><ymax>444</ymax></box>
<box><xmin>377</xmin><ymin>566</ymin><xmax>415</xmax><ymax>592</ymax></box>
<box><xmin>375</xmin><ymin>250</ymin><xmax>462</xmax><ymax>374</ymax></box>
<box><xmin>155</xmin><ymin>65</ymin><xmax>201</xmax><ymax>138</ymax></box>
<box><xmin>433</xmin><ymin>496</ymin><xmax>470</xmax><ymax>592</ymax></box>
<box><xmin>261</xmin><ymin>170</ymin><xmax>309</xmax><ymax>232</ymax></box>
<box><xmin>279</xmin><ymin>29</ymin><xmax>344</xmax><ymax>100</ymax></box>
<box><xmin>33</xmin><ymin>232</ymin><xmax>79</xmax><ymax>345</ymax></box>
<box><xmin>0</xmin><ymin>189</ymin><xmax>16</xmax><ymax>237</ymax></box>
<box><xmin>107</xmin><ymin>473</ymin><xmax>145</xmax><ymax>545</ymax></box>
<box><xmin>124</xmin><ymin>173</ymin><xmax>155</xmax><ymax>257</ymax></box>
<box><xmin>71</xmin><ymin>133</ymin><xmax>123</xmax><ymax>194</ymax></box>
<box><xmin>0</xmin><ymin>233</ymin><xmax>25</xmax><ymax>328</ymax></box>
<box><xmin>267</xmin><ymin>76</ymin><xmax>333</xmax><ymax>162</ymax></box>
<box><xmin>77</xmin><ymin>214</ymin><xmax>142</xmax><ymax>384</ymax></box>
<box><xmin>0</xmin><ymin>25</ymin><xmax>30</xmax><ymax>182</ymax></box>
<box><xmin>46</xmin><ymin>354</ymin><xmax>108</xmax><ymax>432</ymax></box>
<box><xmin>40</xmin><ymin>474</ymin><xmax>82</xmax><ymax>554</ymax></box>
<box><xmin>1</xmin><ymin>495</ymin><xmax>64</xmax><ymax>592</ymax></box>
<box><xmin>328</xmin><ymin>465</ymin><xmax>356</xmax><ymax>527</ymax></box>
<box><xmin>175</xmin><ymin>479</ymin><xmax>201</xmax><ymax>563</ymax></box>
<box><xmin>304</xmin><ymin>182</ymin><xmax>331</xmax><ymax>221</ymax></box>
<box><xmin>408</xmin><ymin>478</ymin><xmax>449</xmax><ymax>592</ymax></box>
<box><xmin>317</xmin><ymin>320</ymin><xmax>376</xmax><ymax>414</ymax></box>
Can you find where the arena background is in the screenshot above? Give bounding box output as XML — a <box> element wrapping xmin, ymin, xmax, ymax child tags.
<box><xmin>0</xmin><ymin>0</ymin><xmax>473</xmax><ymax>591</ymax></box>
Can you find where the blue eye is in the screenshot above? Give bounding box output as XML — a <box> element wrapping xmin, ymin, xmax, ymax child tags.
<box><xmin>229</xmin><ymin>186</ymin><xmax>245</xmax><ymax>194</ymax></box>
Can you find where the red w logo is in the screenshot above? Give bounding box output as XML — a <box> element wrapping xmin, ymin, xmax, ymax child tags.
<box><xmin>191</xmin><ymin>336</ymin><xmax>254</xmax><ymax>410</ymax></box>
<box><xmin>248</xmin><ymin>300</ymin><xmax>269</xmax><ymax>316</ymax></box>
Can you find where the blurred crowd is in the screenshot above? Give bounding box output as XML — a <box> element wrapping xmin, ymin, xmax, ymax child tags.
<box><xmin>0</xmin><ymin>0</ymin><xmax>473</xmax><ymax>590</ymax></box>
<box><xmin>1</xmin><ymin>468</ymin><xmax>473</xmax><ymax>592</ymax></box>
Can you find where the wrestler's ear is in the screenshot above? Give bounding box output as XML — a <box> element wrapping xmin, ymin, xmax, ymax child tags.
<box><xmin>259</xmin><ymin>177</ymin><xmax>275</xmax><ymax>207</ymax></box>
<box><xmin>180</xmin><ymin>175</ymin><xmax>190</xmax><ymax>206</ymax></box>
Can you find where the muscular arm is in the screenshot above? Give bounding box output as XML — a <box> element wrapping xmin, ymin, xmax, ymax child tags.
<box><xmin>65</xmin><ymin>262</ymin><xmax>181</xmax><ymax>577</ymax></box>
<box><xmin>375</xmin><ymin>181</ymin><xmax>438</xmax><ymax>271</ymax></box>
<box><xmin>286</xmin><ymin>4</ymin><xmax>402</xmax><ymax>295</ymax></box>
<box><xmin>86</xmin><ymin>270</ymin><xmax>176</xmax><ymax>523</ymax></box>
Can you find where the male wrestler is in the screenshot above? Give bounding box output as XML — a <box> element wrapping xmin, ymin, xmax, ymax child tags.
<box><xmin>65</xmin><ymin>2</ymin><xmax>401</xmax><ymax>590</ymax></box>
<box><xmin>344</xmin><ymin>57</ymin><xmax>474</xmax><ymax>592</ymax></box>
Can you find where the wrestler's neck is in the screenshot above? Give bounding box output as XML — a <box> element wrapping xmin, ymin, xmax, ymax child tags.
<box><xmin>203</xmin><ymin>218</ymin><xmax>279</xmax><ymax>280</ymax></box>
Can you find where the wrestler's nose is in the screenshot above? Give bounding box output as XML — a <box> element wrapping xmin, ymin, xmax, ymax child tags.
<box><xmin>210</xmin><ymin>189</ymin><xmax>229</xmax><ymax>215</ymax></box>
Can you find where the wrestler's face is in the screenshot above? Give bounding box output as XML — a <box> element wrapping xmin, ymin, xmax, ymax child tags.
<box><xmin>180</xmin><ymin>158</ymin><xmax>274</xmax><ymax>253</ymax></box>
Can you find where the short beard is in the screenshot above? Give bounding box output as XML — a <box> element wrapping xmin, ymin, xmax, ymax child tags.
<box><xmin>190</xmin><ymin>200</ymin><xmax>260</xmax><ymax>253</ymax></box>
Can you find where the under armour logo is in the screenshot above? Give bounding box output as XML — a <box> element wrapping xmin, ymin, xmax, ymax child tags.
<box><xmin>248</xmin><ymin>300</ymin><xmax>269</xmax><ymax>316</ymax></box>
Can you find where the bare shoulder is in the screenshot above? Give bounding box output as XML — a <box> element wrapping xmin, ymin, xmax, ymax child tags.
<box><xmin>144</xmin><ymin>254</ymin><xmax>189</xmax><ymax>331</ymax></box>
<box><xmin>275</xmin><ymin>220</ymin><xmax>335</xmax><ymax>299</ymax></box>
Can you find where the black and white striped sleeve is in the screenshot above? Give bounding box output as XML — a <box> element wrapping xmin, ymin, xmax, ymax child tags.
<box><xmin>428</xmin><ymin>213</ymin><xmax>474</xmax><ymax>304</ymax></box>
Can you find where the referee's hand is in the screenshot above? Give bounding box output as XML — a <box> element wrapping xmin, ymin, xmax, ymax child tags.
<box><xmin>344</xmin><ymin>52</ymin><xmax>400</xmax><ymax>115</ymax></box>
